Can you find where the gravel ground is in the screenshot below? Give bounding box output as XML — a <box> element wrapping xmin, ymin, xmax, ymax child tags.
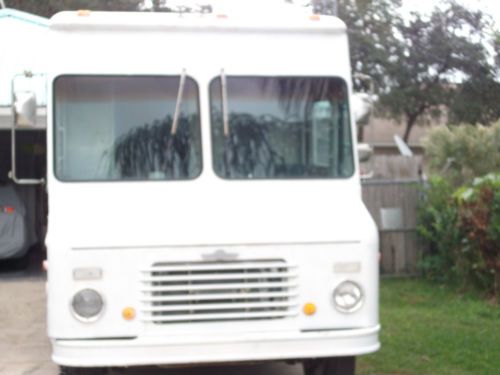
<box><xmin>0</xmin><ymin>254</ymin><xmax>302</xmax><ymax>375</ymax></box>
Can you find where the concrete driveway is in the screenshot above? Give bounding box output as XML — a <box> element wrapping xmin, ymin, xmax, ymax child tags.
<box><xmin>0</xmin><ymin>274</ymin><xmax>57</xmax><ymax>375</ymax></box>
<box><xmin>0</xmin><ymin>256</ymin><xmax>303</xmax><ymax>375</ymax></box>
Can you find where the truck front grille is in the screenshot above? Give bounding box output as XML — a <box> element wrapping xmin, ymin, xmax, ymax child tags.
<box><xmin>139</xmin><ymin>259</ymin><xmax>299</xmax><ymax>324</ymax></box>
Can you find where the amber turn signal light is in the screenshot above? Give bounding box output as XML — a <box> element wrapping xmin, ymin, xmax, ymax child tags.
<box><xmin>303</xmin><ymin>303</ymin><xmax>317</xmax><ymax>316</ymax></box>
<box><xmin>122</xmin><ymin>307</ymin><xmax>136</xmax><ymax>321</ymax></box>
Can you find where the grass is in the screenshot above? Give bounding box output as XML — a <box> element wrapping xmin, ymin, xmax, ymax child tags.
<box><xmin>357</xmin><ymin>278</ymin><xmax>500</xmax><ymax>375</ymax></box>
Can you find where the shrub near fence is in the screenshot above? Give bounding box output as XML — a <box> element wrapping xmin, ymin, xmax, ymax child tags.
<box><xmin>421</xmin><ymin>123</ymin><xmax>500</xmax><ymax>298</ymax></box>
<box><xmin>423</xmin><ymin>122</ymin><xmax>500</xmax><ymax>186</ymax></box>
<box><xmin>362</xmin><ymin>179</ymin><xmax>422</xmax><ymax>275</ymax></box>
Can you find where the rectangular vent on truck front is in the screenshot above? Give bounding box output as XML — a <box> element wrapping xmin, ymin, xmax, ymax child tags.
<box><xmin>140</xmin><ymin>259</ymin><xmax>300</xmax><ymax>324</ymax></box>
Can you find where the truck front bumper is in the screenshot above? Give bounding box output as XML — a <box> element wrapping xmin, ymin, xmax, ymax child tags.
<box><xmin>52</xmin><ymin>324</ymin><xmax>380</xmax><ymax>367</ymax></box>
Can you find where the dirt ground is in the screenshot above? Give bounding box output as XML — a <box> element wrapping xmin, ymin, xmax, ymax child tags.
<box><xmin>0</xmin><ymin>250</ymin><xmax>302</xmax><ymax>375</ymax></box>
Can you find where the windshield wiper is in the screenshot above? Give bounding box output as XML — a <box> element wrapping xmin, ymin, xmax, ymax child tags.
<box><xmin>221</xmin><ymin>69</ymin><xmax>230</xmax><ymax>137</ymax></box>
<box><xmin>220</xmin><ymin>69</ymin><xmax>232</xmax><ymax>177</ymax></box>
<box><xmin>164</xmin><ymin>69</ymin><xmax>187</xmax><ymax>176</ymax></box>
<box><xmin>171</xmin><ymin>68</ymin><xmax>187</xmax><ymax>135</ymax></box>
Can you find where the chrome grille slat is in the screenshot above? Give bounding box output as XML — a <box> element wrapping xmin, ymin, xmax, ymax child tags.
<box><xmin>140</xmin><ymin>262</ymin><xmax>297</xmax><ymax>273</ymax></box>
<box><xmin>141</xmin><ymin>300</ymin><xmax>298</xmax><ymax>312</ymax></box>
<box><xmin>141</xmin><ymin>281</ymin><xmax>298</xmax><ymax>293</ymax></box>
<box><xmin>141</xmin><ymin>310</ymin><xmax>300</xmax><ymax>323</ymax></box>
<box><xmin>140</xmin><ymin>259</ymin><xmax>299</xmax><ymax>324</ymax></box>
<box><xmin>140</xmin><ymin>271</ymin><xmax>298</xmax><ymax>282</ymax></box>
<box><xmin>140</xmin><ymin>291</ymin><xmax>298</xmax><ymax>302</ymax></box>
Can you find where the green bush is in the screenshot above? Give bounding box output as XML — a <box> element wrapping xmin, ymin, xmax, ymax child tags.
<box><xmin>418</xmin><ymin>174</ymin><xmax>500</xmax><ymax>300</ymax></box>
<box><xmin>420</xmin><ymin>123</ymin><xmax>500</xmax><ymax>298</ymax></box>
<box><xmin>423</xmin><ymin>121</ymin><xmax>500</xmax><ymax>186</ymax></box>
<box><xmin>456</xmin><ymin>174</ymin><xmax>500</xmax><ymax>302</ymax></box>
<box><xmin>417</xmin><ymin>176</ymin><xmax>462</xmax><ymax>282</ymax></box>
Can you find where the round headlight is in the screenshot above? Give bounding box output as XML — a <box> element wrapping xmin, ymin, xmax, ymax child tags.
<box><xmin>333</xmin><ymin>281</ymin><xmax>364</xmax><ymax>313</ymax></box>
<box><xmin>71</xmin><ymin>289</ymin><xmax>104</xmax><ymax>322</ymax></box>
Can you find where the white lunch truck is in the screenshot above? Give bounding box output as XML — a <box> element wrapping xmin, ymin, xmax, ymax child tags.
<box><xmin>12</xmin><ymin>7</ymin><xmax>379</xmax><ymax>375</ymax></box>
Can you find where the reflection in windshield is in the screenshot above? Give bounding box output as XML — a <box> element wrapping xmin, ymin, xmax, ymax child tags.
<box><xmin>113</xmin><ymin>114</ymin><xmax>196</xmax><ymax>179</ymax></box>
<box><xmin>213</xmin><ymin>112</ymin><xmax>287</xmax><ymax>178</ymax></box>
<box><xmin>54</xmin><ymin>76</ymin><xmax>202</xmax><ymax>181</ymax></box>
<box><xmin>210</xmin><ymin>77</ymin><xmax>354</xmax><ymax>179</ymax></box>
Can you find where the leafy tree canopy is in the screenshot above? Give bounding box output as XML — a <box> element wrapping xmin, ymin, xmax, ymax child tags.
<box><xmin>338</xmin><ymin>0</ymin><xmax>499</xmax><ymax>141</ymax></box>
<box><xmin>338</xmin><ymin>0</ymin><xmax>402</xmax><ymax>92</ymax></box>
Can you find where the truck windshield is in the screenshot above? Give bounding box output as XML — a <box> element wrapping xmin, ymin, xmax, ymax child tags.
<box><xmin>210</xmin><ymin>76</ymin><xmax>354</xmax><ymax>179</ymax></box>
<box><xmin>54</xmin><ymin>75</ymin><xmax>202</xmax><ymax>181</ymax></box>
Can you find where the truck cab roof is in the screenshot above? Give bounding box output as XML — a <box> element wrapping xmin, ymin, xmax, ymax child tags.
<box><xmin>50</xmin><ymin>10</ymin><xmax>346</xmax><ymax>34</ymax></box>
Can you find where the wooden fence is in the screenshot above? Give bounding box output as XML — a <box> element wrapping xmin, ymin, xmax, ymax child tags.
<box><xmin>361</xmin><ymin>179</ymin><xmax>423</xmax><ymax>275</ymax></box>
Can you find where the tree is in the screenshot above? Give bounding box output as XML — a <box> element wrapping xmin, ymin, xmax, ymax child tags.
<box><xmin>448</xmin><ymin>28</ymin><xmax>500</xmax><ymax>126</ymax></box>
<box><xmin>4</xmin><ymin>0</ymin><xmax>142</xmax><ymax>17</ymax></box>
<box><xmin>311</xmin><ymin>0</ymin><xmax>338</xmax><ymax>15</ymax></box>
<box><xmin>381</xmin><ymin>1</ymin><xmax>495</xmax><ymax>141</ymax></box>
<box><xmin>338</xmin><ymin>0</ymin><xmax>498</xmax><ymax>142</ymax></box>
<box><xmin>337</xmin><ymin>0</ymin><xmax>402</xmax><ymax>141</ymax></box>
<box><xmin>338</xmin><ymin>0</ymin><xmax>402</xmax><ymax>93</ymax></box>
<box><xmin>495</xmin><ymin>31</ymin><xmax>500</xmax><ymax>68</ymax></box>
<box><xmin>449</xmin><ymin>73</ymin><xmax>500</xmax><ymax>126</ymax></box>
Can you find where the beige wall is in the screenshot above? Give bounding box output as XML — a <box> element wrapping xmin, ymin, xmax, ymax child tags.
<box><xmin>361</xmin><ymin>114</ymin><xmax>446</xmax><ymax>147</ymax></box>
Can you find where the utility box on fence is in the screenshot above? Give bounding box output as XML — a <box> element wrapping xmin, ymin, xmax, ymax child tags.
<box><xmin>380</xmin><ymin>207</ymin><xmax>403</xmax><ymax>231</ymax></box>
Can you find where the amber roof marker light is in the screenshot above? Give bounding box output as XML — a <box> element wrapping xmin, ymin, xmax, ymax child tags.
<box><xmin>77</xmin><ymin>9</ymin><xmax>91</xmax><ymax>17</ymax></box>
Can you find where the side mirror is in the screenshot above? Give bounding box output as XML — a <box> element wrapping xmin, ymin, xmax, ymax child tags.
<box><xmin>357</xmin><ymin>143</ymin><xmax>373</xmax><ymax>163</ymax></box>
<box><xmin>352</xmin><ymin>73</ymin><xmax>376</xmax><ymax>129</ymax></box>
<box><xmin>14</xmin><ymin>91</ymin><xmax>37</xmax><ymax>127</ymax></box>
<box><xmin>352</xmin><ymin>92</ymin><xmax>373</xmax><ymax>124</ymax></box>
<box><xmin>10</xmin><ymin>89</ymin><xmax>44</xmax><ymax>185</ymax></box>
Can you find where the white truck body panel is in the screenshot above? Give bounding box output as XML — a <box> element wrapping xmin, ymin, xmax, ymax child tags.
<box><xmin>45</xmin><ymin>10</ymin><xmax>379</xmax><ymax>367</ymax></box>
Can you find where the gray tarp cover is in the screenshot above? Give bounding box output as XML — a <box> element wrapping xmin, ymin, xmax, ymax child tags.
<box><xmin>0</xmin><ymin>184</ymin><xmax>30</xmax><ymax>259</ymax></box>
